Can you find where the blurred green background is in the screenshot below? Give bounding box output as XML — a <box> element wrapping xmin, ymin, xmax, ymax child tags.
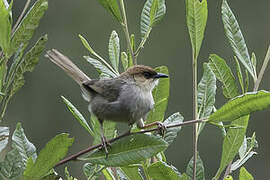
<box><xmin>2</xmin><ymin>0</ymin><xmax>270</xmax><ymax>179</ymax></box>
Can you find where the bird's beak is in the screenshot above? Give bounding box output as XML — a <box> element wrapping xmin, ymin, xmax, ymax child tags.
<box><xmin>154</xmin><ymin>73</ymin><xmax>169</xmax><ymax>78</ymax></box>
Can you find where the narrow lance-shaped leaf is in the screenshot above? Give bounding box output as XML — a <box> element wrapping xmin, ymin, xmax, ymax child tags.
<box><xmin>197</xmin><ymin>63</ymin><xmax>216</xmax><ymax>133</ymax></box>
<box><xmin>209</xmin><ymin>54</ymin><xmax>239</xmax><ymax>99</ymax></box>
<box><xmin>234</xmin><ymin>56</ymin><xmax>245</xmax><ymax>93</ymax></box>
<box><xmin>24</xmin><ymin>133</ymin><xmax>74</xmax><ymax>179</ymax></box>
<box><xmin>239</xmin><ymin>167</ymin><xmax>254</xmax><ymax>180</ymax></box>
<box><xmin>185</xmin><ymin>0</ymin><xmax>208</xmax><ymax>60</ymax></box>
<box><xmin>96</xmin><ymin>0</ymin><xmax>122</xmax><ymax>23</ymax></box>
<box><xmin>84</xmin><ymin>56</ymin><xmax>117</xmax><ymax>78</ymax></box>
<box><xmin>186</xmin><ymin>153</ymin><xmax>205</xmax><ymax>180</ymax></box>
<box><xmin>121</xmin><ymin>52</ymin><xmax>128</xmax><ymax>70</ymax></box>
<box><xmin>12</xmin><ymin>122</ymin><xmax>37</xmax><ymax>167</ymax></box>
<box><xmin>79</xmin><ymin>134</ymin><xmax>168</xmax><ymax>167</ymax></box>
<box><xmin>0</xmin><ymin>126</ymin><xmax>9</xmax><ymax>153</ymax></box>
<box><xmin>209</xmin><ymin>90</ymin><xmax>270</xmax><ymax>123</ymax></box>
<box><xmin>148</xmin><ymin>161</ymin><xmax>182</xmax><ymax>180</ymax></box>
<box><xmin>0</xmin><ymin>0</ymin><xmax>11</xmax><ymax>55</ymax></box>
<box><xmin>140</xmin><ymin>0</ymin><xmax>166</xmax><ymax>39</ymax></box>
<box><xmin>61</xmin><ymin>96</ymin><xmax>94</xmax><ymax>136</ymax></box>
<box><xmin>147</xmin><ymin>66</ymin><xmax>169</xmax><ymax>124</ymax></box>
<box><xmin>10</xmin><ymin>0</ymin><xmax>48</xmax><ymax>57</ymax></box>
<box><xmin>221</xmin><ymin>0</ymin><xmax>254</xmax><ymax>78</ymax></box>
<box><xmin>213</xmin><ymin>115</ymin><xmax>249</xmax><ymax>180</ymax></box>
<box><xmin>108</xmin><ymin>30</ymin><xmax>120</xmax><ymax>72</ymax></box>
<box><xmin>11</xmin><ymin>34</ymin><xmax>48</xmax><ymax>96</ymax></box>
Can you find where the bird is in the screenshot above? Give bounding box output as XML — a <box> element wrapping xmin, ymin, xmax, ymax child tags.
<box><xmin>45</xmin><ymin>49</ymin><xmax>169</xmax><ymax>154</ymax></box>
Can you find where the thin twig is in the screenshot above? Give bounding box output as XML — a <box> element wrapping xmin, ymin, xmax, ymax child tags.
<box><xmin>11</xmin><ymin>0</ymin><xmax>31</xmax><ymax>35</ymax></box>
<box><xmin>222</xmin><ymin>161</ymin><xmax>232</xmax><ymax>180</ymax></box>
<box><xmin>253</xmin><ymin>45</ymin><xmax>270</xmax><ymax>91</ymax></box>
<box><xmin>119</xmin><ymin>0</ymin><xmax>136</xmax><ymax>65</ymax></box>
<box><xmin>134</xmin><ymin>28</ymin><xmax>152</xmax><ymax>60</ymax></box>
<box><xmin>54</xmin><ymin>118</ymin><xmax>206</xmax><ymax>168</ymax></box>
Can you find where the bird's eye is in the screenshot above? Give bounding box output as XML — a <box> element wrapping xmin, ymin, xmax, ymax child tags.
<box><xmin>143</xmin><ymin>72</ymin><xmax>151</xmax><ymax>79</ymax></box>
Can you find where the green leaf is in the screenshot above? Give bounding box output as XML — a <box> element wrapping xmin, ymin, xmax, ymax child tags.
<box><xmin>41</xmin><ymin>170</ymin><xmax>61</xmax><ymax>180</ymax></box>
<box><xmin>221</xmin><ymin>0</ymin><xmax>254</xmax><ymax>78</ymax></box>
<box><xmin>140</xmin><ymin>0</ymin><xmax>166</xmax><ymax>39</ymax></box>
<box><xmin>163</xmin><ymin>112</ymin><xmax>184</xmax><ymax>145</ymax></box>
<box><xmin>83</xmin><ymin>163</ymin><xmax>102</xmax><ymax>180</ymax></box>
<box><xmin>185</xmin><ymin>0</ymin><xmax>208</xmax><ymax>60</ymax></box>
<box><xmin>224</xmin><ymin>175</ymin><xmax>233</xmax><ymax>180</ymax></box>
<box><xmin>61</xmin><ymin>96</ymin><xmax>94</xmax><ymax>136</ymax></box>
<box><xmin>147</xmin><ymin>66</ymin><xmax>169</xmax><ymax>124</ymax></box>
<box><xmin>0</xmin><ymin>149</ymin><xmax>24</xmax><ymax>180</ymax></box>
<box><xmin>84</xmin><ymin>56</ymin><xmax>117</xmax><ymax>78</ymax></box>
<box><xmin>186</xmin><ymin>154</ymin><xmax>205</xmax><ymax>180</ymax></box>
<box><xmin>108</xmin><ymin>30</ymin><xmax>120</xmax><ymax>72</ymax></box>
<box><xmin>245</xmin><ymin>69</ymin><xmax>249</xmax><ymax>93</ymax></box>
<box><xmin>12</xmin><ymin>122</ymin><xmax>37</xmax><ymax>167</ymax></box>
<box><xmin>96</xmin><ymin>0</ymin><xmax>122</xmax><ymax>23</ymax></box>
<box><xmin>234</xmin><ymin>56</ymin><xmax>244</xmax><ymax>93</ymax></box>
<box><xmin>239</xmin><ymin>167</ymin><xmax>254</xmax><ymax>180</ymax></box>
<box><xmin>10</xmin><ymin>34</ymin><xmax>48</xmax><ymax>96</ymax></box>
<box><xmin>78</xmin><ymin>34</ymin><xmax>95</xmax><ymax>55</ymax></box>
<box><xmin>0</xmin><ymin>126</ymin><xmax>9</xmax><ymax>152</ymax></box>
<box><xmin>148</xmin><ymin>161</ymin><xmax>182</xmax><ymax>180</ymax></box>
<box><xmin>121</xmin><ymin>52</ymin><xmax>128</xmax><ymax>70</ymax></box>
<box><xmin>213</xmin><ymin>115</ymin><xmax>249</xmax><ymax>180</ymax></box>
<box><xmin>180</xmin><ymin>173</ymin><xmax>189</xmax><ymax>180</ymax></box>
<box><xmin>65</xmin><ymin>167</ymin><xmax>78</xmax><ymax>180</ymax></box>
<box><xmin>120</xmin><ymin>166</ymin><xmax>144</xmax><ymax>180</ymax></box>
<box><xmin>10</xmin><ymin>0</ymin><xmax>48</xmax><ymax>56</ymax></box>
<box><xmin>79</xmin><ymin>134</ymin><xmax>168</xmax><ymax>166</ymax></box>
<box><xmin>209</xmin><ymin>90</ymin><xmax>270</xmax><ymax>123</ymax></box>
<box><xmin>24</xmin><ymin>133</ymin><xmax>74</xmax><ymax>179</ymax></box>
<box><xmin>0</xmin><ymin>0</ymin><xmax>11</xmax><ymax>55</ymax></box>
<box><xmin>251</xmin><ymin>52</ymin><xmax>257</xmax><ymax>78</ymax></box>
<box><xmin>102</xmin><ymin>168</ymin><xmax>115</xmax><ymax>180</ymax></box>
<box><xmin>209</xmin><ymin>54</ymin><xmax>239</xmax><ymax>99</ymax></box>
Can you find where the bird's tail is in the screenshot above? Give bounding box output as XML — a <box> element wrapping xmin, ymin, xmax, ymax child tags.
<box><xmin>45</xmin><ymin>49</ymin><xmax>91</xmax><ymax>85</ymax></box>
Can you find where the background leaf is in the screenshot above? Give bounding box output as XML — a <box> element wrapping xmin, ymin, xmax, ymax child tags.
<box><xmin>239</xmin><ymin>167</ymin><xmax>254</xmax><ymax>180</ymax></box>
<box><xmin>186</xmin><ymin>153</ymin><xmax>205</xmax><ymax>180</ymax></box>
<box><xmin>148</xmin><ymin>161</ymin><xmax>182</xmax><ymax>180</ymax></box>
<box><xmin>10</xmin><ymin>0</ymin><xmax>48</xmax><ymax>56</ymax></box>
<box><xmin>79</xmin><ymin>134</ymin><xmax>168</xmax><ymax>166</ymax></box>
<box><xmin>221</xmin><ymin>0</ymin><xmax>254</xmax><ymax>78</ymax></box>
<box><xmin>121</xmin><ymin>52</ymin><xmax>128</xmax><ymax>70</ymax></box>
<box><xmin>140</xmin><ymin>0</ymin><xmax>166</xmax><ymax>39</ymax></box>
<box><xmin>209</xmin><ymin>90</ymin><xmax>270</xmax><ymax>123</ymax></box>
<box><xmin>108</xmin><ymin>30</ymin><xmax>120</xmax><ymax>72</ymax></box>
<box><xmin>24</xmin><ymin>133</ymin><xmax>74</xmax><ymax>179</ymax></box>
<box><xmin>209</xmin><ymin>54</ymin><xmax>238</xmax><ymax>99</ymax></box>
<box><xmin>120</xmin><ymin>166</ymin><xmax>144</xmax><ymax>180</ymax></box>
<box><xmin>0</xmin><ymin>0</ymin><xmax>11</xmax><ymax>55</ymax></box>
<box><xmin>0</xmin><ymin>126</ymin><xmax>9</xmax><ymax>152</ymax></box>
<box><xmin>146</xmin><ymin>66</ymin><xmax>169</xmax><ymax>124</ymax></box>
<box><xmin>185</xmin><ymin>0</ymin><xmax>208</xmax><ymax>60</ymax></box>
<box><xmin>83</xmin><ymin>163</ymin><xmax>102</xmax><ymax>180</ymax></box>
<box><xmin>96</xmin><ymin>0</ymin><xmax>122</xmax><ymax>23</ymax></box>
<box><xmin>213</xmin><ymin>115</ymin><xmax>249</xmax><ymax>180</ymax></box>
<box><xmin>12</xmin><ymin>122</ymin><xmax>37</xmax><ymax>167</ymax></box>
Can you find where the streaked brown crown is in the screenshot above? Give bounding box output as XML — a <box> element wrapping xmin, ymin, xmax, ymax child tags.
<box><xmin>120</xmin><ymin>65</ymin><xmax>157</xmax><ymax>77</ymax></box>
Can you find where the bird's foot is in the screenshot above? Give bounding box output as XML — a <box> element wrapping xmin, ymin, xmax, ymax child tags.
<box><xmin>156</xmin><ymin>122</ymin><xmax>167</xmax><ymax>137</ymax></box>
<box><xmin>100</xmin><ymin>136</ymin><xmax>111</xmax><ymax>158</ymax></box>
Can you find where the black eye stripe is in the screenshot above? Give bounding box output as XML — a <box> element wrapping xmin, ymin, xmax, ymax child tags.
<box><xmin>143</xmin><ymin>72</ymin><xmax>156</xmax><ymax>79</ymax></box>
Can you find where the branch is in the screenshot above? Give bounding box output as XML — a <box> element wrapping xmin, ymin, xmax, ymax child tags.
<box><xmin>54</xmin><ymin>118</ymin><xmax>206</xmax><ymax>168</ymax></box>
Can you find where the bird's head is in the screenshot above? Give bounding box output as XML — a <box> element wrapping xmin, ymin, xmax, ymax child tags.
<box><xmin>120</xmin><ymin>65</ymin><xmax>168</xmax><ymax>91</ymax></box>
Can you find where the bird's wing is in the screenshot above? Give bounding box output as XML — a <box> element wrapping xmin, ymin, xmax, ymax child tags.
<box><xmin>82</xmin><ymin>78</ymin><xmax>127</xmax><ymax>102</ymax></box>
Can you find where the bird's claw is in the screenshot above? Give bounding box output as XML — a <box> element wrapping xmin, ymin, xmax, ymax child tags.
<box><xmin>156</xmin><ymin>122</ymin><xmax>166</xmax><ymax>137</ymax></box>
<box><xmin>100</xmin><ymin>136</ymin><xmax>111</xmax><ymax>158</ymax></box>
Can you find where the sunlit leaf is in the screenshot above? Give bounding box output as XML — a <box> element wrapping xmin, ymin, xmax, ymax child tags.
<box><xmin>108</xmin><ymin>30</ymin><xmax>120</xmax><ymax>72</ymax></box>
<box><xmin>96</xmin><ymin>0</ymin><xmax>122</xmax><ymax>23</ymax></box>
<box><xmin>185</xmin><ymin>0</ymin><xmax>208</xmax><ymax>60</ymax></box>
<box><xmin>186</xmin><ymin>153</ymin><xmax>205</xmax><ymax>180</ymax></box>
<box><xmin>209</xmin><ymin>54</ymin><xmax>238</xmax><ymax>99</ymax></box>
<box><xmin>0</xmin><ymin>126</ymin><xmax>9</xmax><ymax>152</ymax></box>
<box><xmin>79</xmin><ymin>134</ymin><xmax>168</xmax><ymax>166</ymax></box>
<box><xmin>148</xmin><ymin>161</ymin><xmax>182</xmax><ymax>180</ymax></box>
<box><xmin>163</xmin><ymin>112</ymin><xmax>184</xmax><ymax>145</ymax></box>
<box><xmin>79</xmin><ymin>34</ymin><xmax>95</xmax><ymax>55</ymax></box>
<box><xmin>209</xmin><ymin>91</ymin><xmax>270</xmax><ymax>123</ymax></box>
<box><xmin>0</xmin><ymin>0</ymin><xmax>11</xmax><ymax>55</ymax></box>
<box><xmin>239</xmin><ymin>167</ymin><xmax>254</xmax><ymax>180</ymax></box>
<box><xmin>12</xmin><ymin>122</ymin><xmax>37</xmax><ymax>167</ymax></box>
<box><xmin>147</xmin><ymin>66</ymin><xmax>169</xmax><ymax>124</ymax></box>
<box><xmin>24</xmin><ymin>133</ymin><xmax>74</xmax><ymax>179</ymax></box>
<box><xmin>10</xmin><ymin>0</ymin><xmax>48</xmax><ymax>56</ymax></box>
<box><xmin>140</xmin><ymin>0</ymin><xmax>166</xmax><ymax>39</ymax></box>
<box><xmin>213</xmin><ymin>116</ymin><xmax>249</xmax><ymax>180</ymax></box>
<box><xmin>84</xmin><ymin>56</ymin><xmax>117</xmax><ymax>78</ymax></box>
<box><xmin>221</xmin><ymin>0</ymin><xmax>254</xmax><ymax>78</ymax></box>
<box><xmin>62</xmin><ymin>96</ymin><xmax>94</xmax><ymax>136</ymax></box>
<box><xmin>180</xmin><ymin>173</ymin><xmax>188</xmax><ymax>180</ymax></box>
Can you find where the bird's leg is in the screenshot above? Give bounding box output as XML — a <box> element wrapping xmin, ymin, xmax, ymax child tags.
<box><xmin>136</xmin><ymin>119</ymin><xmax>167</xmax><ymax>137</ymax></box>
<box><xmin>99</xmin><ymin>121</ymin><xmax>111</xmax><ymax>157</ymax></box>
